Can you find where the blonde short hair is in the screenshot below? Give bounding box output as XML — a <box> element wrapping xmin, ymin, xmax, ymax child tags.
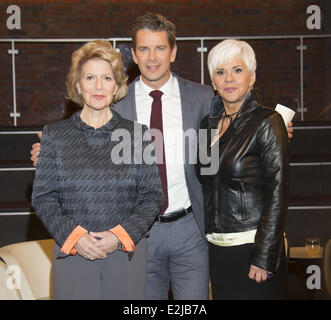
<box><xmin>208</xmin><ymin>39</ymin><xmax>256</xmax><ymax>78</ymax></box>
<box><xmin>66</xmin><ymin>40</ymin><xmax>128</xmax><ymax>106</ymax></box>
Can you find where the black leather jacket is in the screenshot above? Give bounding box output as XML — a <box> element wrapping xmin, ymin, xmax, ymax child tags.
<box><xmin>196</xmin><ymin>92</ymin><xmax>289</xmax><ymax>272</ymax></box>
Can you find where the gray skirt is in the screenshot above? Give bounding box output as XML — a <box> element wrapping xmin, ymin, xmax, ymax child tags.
<box><xmin>52</xmin><ymin>237</ymin><xmax>147</xmax><ymax>300</ymax></box>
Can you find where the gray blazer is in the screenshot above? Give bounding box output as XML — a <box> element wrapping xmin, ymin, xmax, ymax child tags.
<box><xmin>113</xmin><ymin>74</ymin><xmax>214</xmax><ymax>237</ymax></box>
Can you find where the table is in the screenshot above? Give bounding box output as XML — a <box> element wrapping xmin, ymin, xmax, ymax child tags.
<box><xmin>290</xmin><ymin>246</ymin><xmax>324</xmax><ymax>260</ymax></box>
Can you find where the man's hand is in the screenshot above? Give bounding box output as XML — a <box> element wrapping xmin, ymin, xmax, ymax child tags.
<box><xmin>30</xmin><ymin>132</ymin><xmax>42</xmax><ymax>167</ymax></box>
<box><xmin>90</xmin><ymin>231</ymin><xmax>120</xmax><ymax>255</ymax></box>
<box><xmin>286</xmin><ymin>122</ymin><xmax>293</xmax><ymax>140</ymax></box>
<box><xmin>75</xmin><ymin>233</ymin><xmax>107</xmax><ymax>261</ymax></box>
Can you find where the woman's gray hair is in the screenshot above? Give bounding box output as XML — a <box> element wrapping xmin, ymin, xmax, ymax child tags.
<box><xmin>207</xmin><ymin>39</ymin><xmax>257</xmax><ymax>78</ymax></box>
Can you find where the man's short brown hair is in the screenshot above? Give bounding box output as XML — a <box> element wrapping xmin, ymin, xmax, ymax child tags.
<box><xmin>131</xmin><ymin>13</ymin><xmax>176</xmax><ymax>50</ymax></box>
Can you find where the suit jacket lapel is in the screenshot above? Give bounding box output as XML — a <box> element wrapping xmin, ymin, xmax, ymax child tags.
<box><xmin>176</xmin><ymin>74</ymin><xmax>198</xmax><ymax>167</ymax></box>
<box><xmin>176</xmin><ymin>74</ymin><xmax>191</xmax><ymax>133</ymax></box>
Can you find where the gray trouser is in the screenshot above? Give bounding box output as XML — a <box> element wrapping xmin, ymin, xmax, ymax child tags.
<box><xmin>146</xmin><ymin>212</ymin><xmax>209</xmax><ymax>300</ymax></box>
<box><xmin>52</xmin><ymin>237</ymin><xmax>147</xmax><ymax>300</ymax></box>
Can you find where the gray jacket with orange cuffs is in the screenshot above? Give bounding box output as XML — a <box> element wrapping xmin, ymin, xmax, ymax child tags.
<box><xmin>32</xmin><ymin>110</ymin><xmax>164</xmax><ymax>258</ymax></box>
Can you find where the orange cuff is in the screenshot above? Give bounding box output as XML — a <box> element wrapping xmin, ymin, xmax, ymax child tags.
<box><xmin>110</xmin><ymin>225</ymin><xmax>135</xmax><ymax>253</ymax></box>
<box><xmin>60</xmin><ymin>225</ymin><xmax>88</xmax><ymax>255</ymax></box>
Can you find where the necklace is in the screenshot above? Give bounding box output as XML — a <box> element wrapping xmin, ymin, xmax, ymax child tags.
<box><xmin>216</xmin><ymin>109</ymin><xmax>239</xmax><ymax>136</ymax></box>
<box><xmin>224</xmin><ymin>108</ymin><xmax>239</xmax><ymax>119</ymax></box>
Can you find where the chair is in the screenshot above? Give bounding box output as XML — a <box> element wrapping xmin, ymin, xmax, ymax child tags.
<box><xmin>0</xmin><ymin>257</ymin><xmax>22</xmax><ymax>299</ymax></box>
<box><xmin>0</xmin><ymin>239</ymin><xmax>54</xmax><ymax>300</ymax></box>
<box><xmin>323</xmin><ymin>238</ymin><xmax>331</xmax><ymax>298</ymax></box>
<box><xmin>284</xmin><ymin>232</ymin><xmax>289</xmax><ymax>261</ymax></box>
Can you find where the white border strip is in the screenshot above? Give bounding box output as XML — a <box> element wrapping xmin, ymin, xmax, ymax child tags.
<box><xmin>290</xmin><ymin>162</ymin><xmax>331</xmax><ymax>166</ymax></box>
<box><xmin>0</xmin><ymin>131</ymin><xmax>41</xmax><ymax>134</ymax></box>
<box><xmin>288</xmin><ymin>206</ymin><xmax>331</xmax><ymax>210</ymax></box>
<box><xmin>0</xmin><ymin>212</ymin><xmax>35</xmax><ymax>216</ymax></box>
<box><xmin>0</xmin><ymin>168</ymin><xmax>35</xmax><ymax>171</ymax></box>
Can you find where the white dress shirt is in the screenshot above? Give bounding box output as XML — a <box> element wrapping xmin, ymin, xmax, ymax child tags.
<box><xmin>135</xmin><ymin>74</ymin><xmax>191</xmax><ymax>214</ymax></box>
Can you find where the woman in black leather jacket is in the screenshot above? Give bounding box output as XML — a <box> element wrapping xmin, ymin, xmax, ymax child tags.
<box><xmin>196</xmin><ymin>39</ymin><xmax>289</xmax><ymax>299</ymax></box>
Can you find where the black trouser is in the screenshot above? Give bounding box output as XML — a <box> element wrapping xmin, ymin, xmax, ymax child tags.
<box><xmin>209</xmin><ymin>242</ymin><xmax>288</xmax><ymax>300</ymax></box>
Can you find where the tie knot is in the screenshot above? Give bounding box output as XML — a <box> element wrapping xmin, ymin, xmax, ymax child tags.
<box><xmin>149</xmin><ymin>90</ymin><xmax>163</xmax><ymax>101</ymax></box>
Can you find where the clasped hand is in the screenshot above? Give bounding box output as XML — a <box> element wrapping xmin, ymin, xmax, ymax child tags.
<box><xmin>74</xmin><ymin>231</ymin><xmax>119</xmax><ymax>261</ymax></box>
<box><xmin>248</xmin><ymin>265</ymin><xmax>273</xmax><ymax>283</ymax></box>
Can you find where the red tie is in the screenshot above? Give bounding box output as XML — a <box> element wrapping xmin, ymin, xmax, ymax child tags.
<box><xmin>149</xmin><ymin>90</ymin><xmax>168</xmax><ymax>214</ymax></box>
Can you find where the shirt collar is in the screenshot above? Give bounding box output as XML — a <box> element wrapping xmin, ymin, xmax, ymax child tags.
<box><xmin>137</xmin><ymin>73</ymin><xmax>177</xmax><ymax>97</ymax></box>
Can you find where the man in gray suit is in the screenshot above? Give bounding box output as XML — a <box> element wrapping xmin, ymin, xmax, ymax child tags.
<box><xmin>114</xmin><ymin>13</ymin><xmax>213</xmax><ymax>300</ymax></box>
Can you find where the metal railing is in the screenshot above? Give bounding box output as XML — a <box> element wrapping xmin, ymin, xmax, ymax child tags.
<box><xmin>1</xmin><ymin>34</ymin><xmax>331</xmax><ymax>125</ymax></box>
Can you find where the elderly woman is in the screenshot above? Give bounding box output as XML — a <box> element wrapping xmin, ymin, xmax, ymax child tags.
<box><xmin>32</xmin><ymin>40</ymin><xmax>164</xmax><ymax>300</ymax></box>
<box><xmin>196</xmin><ymin>39</ymin><xmax>289</xmax><ymax>299</ymax></box>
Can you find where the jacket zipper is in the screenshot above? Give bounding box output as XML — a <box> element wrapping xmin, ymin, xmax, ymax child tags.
<box><xmin>240</xmin><ymin>182</ymin><xmax>247</xmax><ymax>221</ymax></box>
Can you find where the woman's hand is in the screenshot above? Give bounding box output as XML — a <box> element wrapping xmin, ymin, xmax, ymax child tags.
<box><xmin>248</xmin><ymin>264</ymin><xmax>273</xmax><ymax>283</ymax></box>
<box><xmin>90</xmin><ymin>231</ymin><xmax>119</xmax><ymax>255</ymax></box>
<box><xmin>75</xmin><ymin>233</ymin><xmax>107</xmax><ymax>260</ymax></box>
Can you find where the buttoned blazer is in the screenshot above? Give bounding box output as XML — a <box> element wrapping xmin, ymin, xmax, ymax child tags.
<box><xmin>112</xmin><ymin>73</ymin><xmax>214</xmax><ymax>237</ymax></box>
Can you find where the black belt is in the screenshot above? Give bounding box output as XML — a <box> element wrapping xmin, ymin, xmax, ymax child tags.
<box><xmin>157</xmin><ymin>206</ymin><xmax>192</xmax><ymax>223</ymax></box>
